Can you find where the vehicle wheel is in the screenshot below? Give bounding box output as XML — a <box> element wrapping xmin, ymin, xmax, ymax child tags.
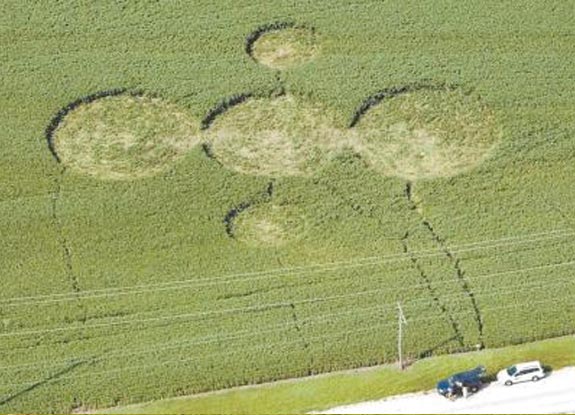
<box><xmin>470</xmin><ymin>386</ymin><xmax>479</xmax><ymax>393</ymax></box>
<box><xmin>532</xmin><ymin>376</ymin><xmax>540</xmax><ymax>382</ymax></box>
<box><xmin>504</xmin><ymin>380</ymin><xmax>513</xmax><ymax>386</ymax></box>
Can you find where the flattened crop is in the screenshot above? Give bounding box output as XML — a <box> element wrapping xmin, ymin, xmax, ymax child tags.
<box><xmin>205</xmin><ymin>95</ymin><xmax>349</xmax><ymax>177</ymax></box>
<box><xmin>234</xmin><ymin>204</ymin><xmax>307</xmax><ymax>247</ymax></box>
<box><xmin>52</xmin><ymin>95</ymin><xmax>201</xmax><ymax>179</ymax></box>
<box><xmin>250</xmin><ymin>27</ymin><xmax>318</xmax><ymax>70</ymax></box>
<box><xmin>352</xmin><ymin>88</ymin><xmax>501</xmax><ymax>180</ymax></box>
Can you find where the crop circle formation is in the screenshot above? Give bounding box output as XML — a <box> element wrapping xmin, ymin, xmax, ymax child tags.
<box><xmin>234</xmin><ymin>204</ymin><xmax>307</xmax><ymax>247</ymax></box>
<box><xmin>352</xmin><ymin>88</ymin><xmax>500</xmax><ymax>180</ymax></box>
<box><xmin>205</xmin><ymin>95</ymin><xmax>349</xmax><ymax>177</ymax></box>
<box><xmin>250</xmin><ymin>26</ymin><xmax>318</xmax><ymax>70</ymax></box>
<box><xmin>52</xmin><ymin>94</ymin><xmax>201</xmax><ymax>179</ymax></box>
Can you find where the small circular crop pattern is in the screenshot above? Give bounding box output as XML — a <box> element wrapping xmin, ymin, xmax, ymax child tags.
<box><xmin>234</xmin><ymin>203</ymin><xmax>307</xmax><ymax>247</ymax></box>
<box><xmin>249</xmin><ymin>26</ymin><xmax>318</xmax><ymax>70</ymax></box>
<box><xmin>51</xmin><ymin>94</ymin><xmax>201</xmax><ymax>180</ymax></box>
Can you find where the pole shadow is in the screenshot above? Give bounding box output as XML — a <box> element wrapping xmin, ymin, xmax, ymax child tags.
<box><xmin>0</xmin><ymin>360</ymin><xmax>87</xmax><ymax>407</ymax></box>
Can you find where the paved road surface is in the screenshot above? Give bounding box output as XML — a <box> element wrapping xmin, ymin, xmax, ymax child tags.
<box><xmin>321</xmin><ymin>367</ymin><xmax>575</xmax><ymax>414</ymax></box>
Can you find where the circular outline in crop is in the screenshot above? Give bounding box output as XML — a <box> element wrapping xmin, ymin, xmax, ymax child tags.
<box><xmin>245</xmin><ymin>21</ymin><xmax>319</xmax><ymax>70</ymax></box>
<box><xmin>233</xmin><ymin>203</ymin><xmax>308</xmax><ymax>247</ymax></box>
<box><xmin>348</xmin><ymin>82</ymin><xmax>450</xmax><ymax>128</ymax></box>
<box><xmin>47</xmin><ymin>90</ymin><xmax>202</xmax><ymax>180</ymax></box>
<box><xmin>203</xmin><ymin>93</ymin><xmax>351</xmax><ymax>177</ymax></box>
<box><xmin>45</xmin><ymin>88</ymin><xmax>129</xmax><ymax>163</ymax></box>
<box><xmin>349</xmin><ymin>83</ymin><xmax>501</xmax><ymax>180</ymax></box>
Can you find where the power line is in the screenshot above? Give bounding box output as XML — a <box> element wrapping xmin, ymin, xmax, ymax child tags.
<box><xmin>2</xmin><ymin>295</ymin><xmax>572</xmax><ymax>392</ymax></box>
<box><xmin>104</xmin><ymin>257</ymin><xmax>575</xmax><ymax>325</ymax></box>
<box><xmin>403</xmin><ymin>275</ymin><xmax>575</xmax><ymax>315</ymax></box>
<box><xmin>1</xmin><ymin>258</ymin><xmax>574</xmax><ymax>339</ymax></box>
<box><xmin>0</xmin><ymin>323</ymin><xmax>390</xmax><ymax>389</ymax></box>
<box><xmin>401</xmin><ymin>263</ymin><xmax>575</xmax><ymax>307</ymax></box>
<box><xmin>2</xmin><ymin>263</ymin><xmax>574</xmax><ymax>374</ymax></box>
<box><xmin>1</xmin><ymin>229</ymin><xmax>572</xmax><ymax>308</ymax></box>
<box><xmin>0</xmin><ymin>287</ymin><xmax>400</xmax><ymax>338</ymax></box>
<box><xmin>0</xmin><ymin>303</ymin><xmax>398</xmax><ymax>372</ymax></box>
<box><xmin>0</xmin><ymin>311</ymin><xmax>472</xmax><ymax>390</ymax></box>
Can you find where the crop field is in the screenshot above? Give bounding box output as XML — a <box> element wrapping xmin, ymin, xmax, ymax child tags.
<box><xmin>1</xmin><ymin>0</ymin><xmax>575</xmax><ymax>413</ymax></box>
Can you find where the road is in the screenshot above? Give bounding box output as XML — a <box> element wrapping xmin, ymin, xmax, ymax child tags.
<box><xmin>321</xmin><ymin>367</ymin><xmax>575</xmax><ymax>414</ymax></box>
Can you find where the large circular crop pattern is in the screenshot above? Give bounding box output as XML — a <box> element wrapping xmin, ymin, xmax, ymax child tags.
<box><xmin>205</xmin><ymin>95</ymin><xmax>349</xmax><ymax>177</ymax></box>
<box><xmin>52</xmin><ymin>95</ymin><xmax>201</xmax><ymax>179</ymax></box>
<box><xmin>352</xmin><ymin>88</ymin><xmax>500</xmax><ymax>180</ymax></box>
<box><xmin>250</xmin><ymin>27</ymin><xmax>318</xmax><ymax>70</ymax></box>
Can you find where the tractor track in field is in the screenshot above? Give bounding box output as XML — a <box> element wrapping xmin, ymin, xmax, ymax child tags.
<box><xmin>318</xmin><ymin>178</ymin><xmax>372</xmax><ymax>217</ymax></box>
<box><xmin>215</xmin><ymin>277</ymin><xmax>308</xmax><ymax>301</ymax></box>
<box><xmin>216</xmin><ymin>267</ymin><xmax>328</xmax><ymax>302</ymax></box>
<box><xmin>314</xmin><ymin>166</ymin><xmax>393</xmax><ymax>222</ymax></box>
<box><xmin>400</xmin><ymin>232</ymin><xmax>464</xmax><ymax>348</ymax></box>
<box><xmin>50</xmin><ymin>167</ymin><xmax>87</xmax><ymax>322</ymax></box>
<box><xmin>216</xmin><ymin>284</ymin><xmax>290</xmax><ymax>301</ymax></box>
<box><xmin>422</xmin><ymin>219</ymin><xmax>485</xmax><ymax>348</ymax></box>
<box><xmin>405</xmin><ymin>182</ymin><xmax>484</xmax><ymax>349</ymax></box>
<box><xmin>200</xmin><ymin>142</ymin><xmax>222</xmax><ymax>166</ymax></box>
<box><xmin>289</xmin><ymin>303</ymin><xmax>315</xmax><ymax>375</ymax></box>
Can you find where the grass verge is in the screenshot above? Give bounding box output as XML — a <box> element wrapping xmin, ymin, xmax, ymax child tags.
<box><xmin>105</xmin><ymin>335</ymin><xmax>575</xmax><ymax>414</ymax></box>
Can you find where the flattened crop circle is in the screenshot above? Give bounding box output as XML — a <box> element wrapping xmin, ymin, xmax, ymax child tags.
<box><xmin>205</xmin><ymin>95</ymin><xmax>349</xmax><ymax>177</ymax></box>
<box><xmin>250</xmin><ymin>26</ymin><xmax>318</xmax><ymax>70</ymax></box>
<box><xmin>52</xmin><ymin>95</ymin><xmax>201</xmax><ymax>179</ymax></box>
<box><xmin>352</xmin><ymin>88</ymin><xmax>501</xmax><ymax>180</ymax></box>
<box><xmin>235</xmin><ymin>204</ymin><xmax>307</xmax><ymax>247</ymax></box>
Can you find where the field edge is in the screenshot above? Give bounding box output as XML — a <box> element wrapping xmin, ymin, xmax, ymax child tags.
<box><xmin>102</xmin><ymin>334</ymin><xmax>575</xmax><ymax>414</ymax></box>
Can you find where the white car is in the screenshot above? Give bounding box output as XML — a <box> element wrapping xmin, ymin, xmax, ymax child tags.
<box><xmin>497</xmin><ymin>361</ymin><xmax>545</xmax><ymax>386</ymax></box>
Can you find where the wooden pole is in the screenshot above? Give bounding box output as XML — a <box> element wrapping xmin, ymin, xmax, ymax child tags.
<box><xmin>397</xmin><ymin>302</ymin><xmax>407</xmax><ymax>370</ymax></box>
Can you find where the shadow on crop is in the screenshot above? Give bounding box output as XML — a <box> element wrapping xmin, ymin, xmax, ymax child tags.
<box><xmin>0</xmin><ymin>360</ymin><xmax>86</xmax><ymax>407</ymax></box>
<box><xmin>348</xmin><ymin>81</ymin><xmax>456</xmax><ymax>128</ymax></box>
<box><xmin>418</xmin><ymin>335</ymin><xmax>462</xmax><ymax>359</ymax></box>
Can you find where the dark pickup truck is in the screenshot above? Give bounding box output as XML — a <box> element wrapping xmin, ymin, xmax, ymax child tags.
<box><xmin>436</xmin><ymin>365</ymin><xmax>486</xmax><ymax>400</ymax></box>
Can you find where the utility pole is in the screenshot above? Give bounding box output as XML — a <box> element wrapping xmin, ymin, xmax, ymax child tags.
<box><xmin>397</xmin><ymin>302</ymin><xmax>408</xmax><ymax>370</ymax></box>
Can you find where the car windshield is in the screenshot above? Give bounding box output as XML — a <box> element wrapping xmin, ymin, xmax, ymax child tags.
<box><xmin>507</xmin><ymin>366</ymin><xmax>517</xmax><ymax>376</ymax></box>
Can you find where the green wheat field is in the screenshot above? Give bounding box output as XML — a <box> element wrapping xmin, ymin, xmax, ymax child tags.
<box><xmin>1</xmin><ymin>0</ymin><xmax>574</xmax><ymax>412</ymax></box>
